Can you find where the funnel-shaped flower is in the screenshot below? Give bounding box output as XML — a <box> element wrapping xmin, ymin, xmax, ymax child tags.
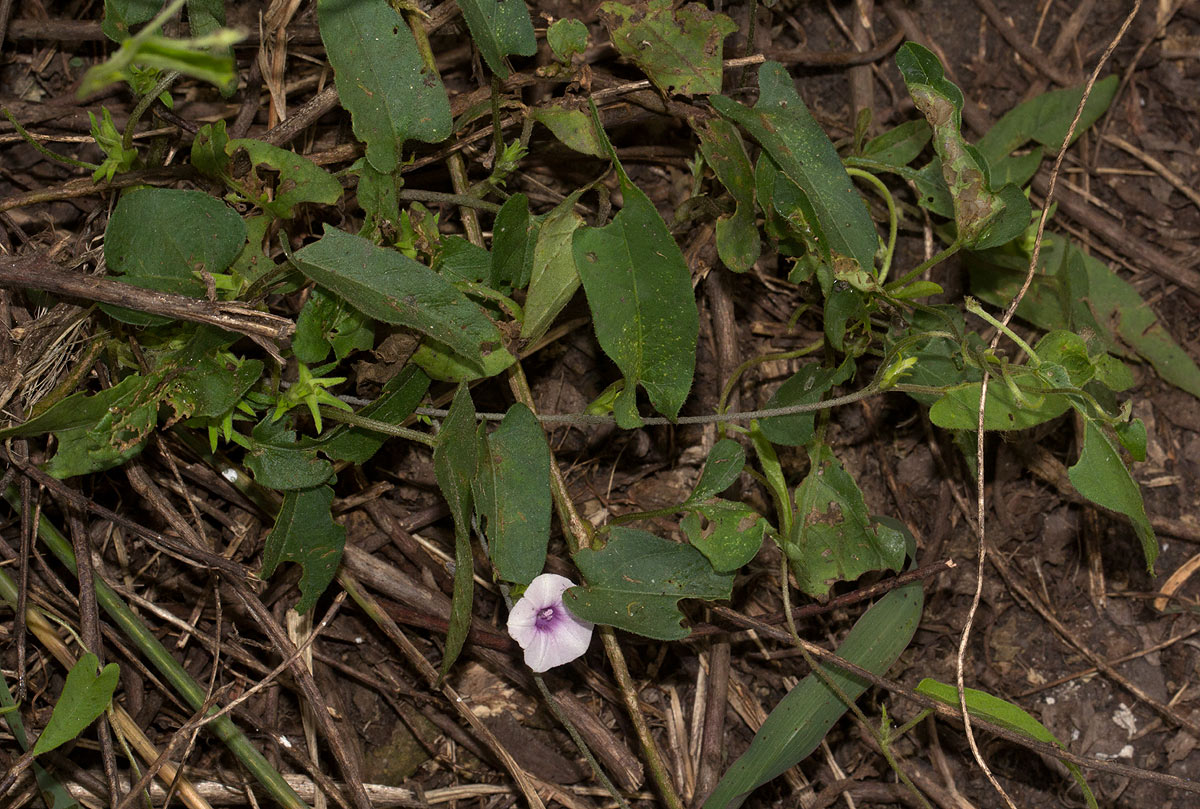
<box><xmin>507</xmin><ymin>573</ymin><xmax>594</xmax><ymax>673</ymax></box>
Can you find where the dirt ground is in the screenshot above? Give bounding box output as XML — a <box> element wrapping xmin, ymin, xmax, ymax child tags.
<box><xmin>2</xmin><ymin>1</ymin><xmax>1200</xmax><ymax>808</ymax></box>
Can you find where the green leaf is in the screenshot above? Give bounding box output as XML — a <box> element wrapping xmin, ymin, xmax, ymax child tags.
<box><xmin>681</xmin><ymin>501</ymin><xmax>766</xmax><ymax>573</ymax></box>
<box><xmin>311</xmin><ymin>366</ymin><xmax>430</xmax><ymax>464</ymax></box>
<box><xmin>80</xmin><ymin>29</ymin><xmax>242</xmax><ymax>97</ymax></box>
<box><xmin>32</xmin><ymin>654</ymin><xmax>121</xmax><ymax>756</ymax></box>
<box><xmin>896</xmin><ymin>42</ymin><xmax>1030</xmax><ymax>249</ymax></box>
<box><xmin>531</xmin><ymin>105</ymin><xmax>606</xmax><ymax>157</ymax></box>
<box><xmin>521</xmin><ymin>191</ymin><xmax>585</xmax><ymax>343</ymax></box>
<box><xmin>101</xmin><ymin>188</ymin><xmax>246</xmax><ymax>325</ymax></box>
<box><xmin>547</xmin><ymin>18</ymin><xmax>588</xmax><ymax>62</ymax></box>
<box><xmin>245</xmin><ymin>418</ymin><xmax>335</xmax><ymax>491</ymax></box>
<box><xmin>759</xmin><ymin>360</ymin><xmax>855</xmax><ymax>447</ymax></box>
<box><xmin>191</xmin><ymin>120</ymin><xmax>231</xmax><ymax>177</ymax></box>
<box><xmin>688</xmin><ymin>439</ymin><xmax>746</xmax><ymax>503</ymax></box>
<box><xmin>353</xmin><ymin>159</ymin><xmax>402</xmax><ymax>238</ymax></box>
<box><xmin>861</xmin><ymin>119</ymin><xmax>931</xmax><ymax>167</ymax></box>
<box><xmin>1069</xmin><ymin>419</ymin><xmax>1157</xmax><ymax>571</ymax></box>
<box><xmin>102</xmin><ymin>0</ymin><xmax>158</xmax><ymax>40</ymax></box>
<box><xmin>225</xmin><ymin>139</ymin><xmax>342</xmax><ymax>218</ymax></box>
<box><xmin>0</xmin><ymin>678</ymin><xmax>79</xmax><ymax>809</ymax></box>
<box><xmin>703</xmin><ymin>582</ymin><xmax>924</xmax><ymax>809</ymax></box>
<box><xmin>456</xmin><ymin>0</ymin><xmax>537</xmax><ymax>78</ymax></box>
<box><xmin>293</xmin><ymin>287</ymin><xmax>375</xmax><ymax>365</ymax></box>
<box><xmin>712</xmin><ymin>62</ymin><xmax>878</xmax><ymax>276</ymax></box>
<box><xmin>787</xmin><ymin>443</ymin><xmax>907</xmax><ymax>597</ymax></box>
<box><xmin>261</xmin><ymin>485</ymin><xmax>346</xmax><ymax>613</ymax></box>
<box><xmin>472</xmin><ymin>404</ymin><xmax>551</xmax><ymax>586</ymax></box>
<box><xmin>317</xmin><ymin>0</ymin><xmax>452</xmax><ymax>173</ymax></box>
<box><xmin>929</xmin><ymin>376</ymin><xmax>1070</xmax><ymax>431</ymax></box>
<box><xmin>696</xmin><ymin>118</ymin><xmax>760</xmax><ymax>272</ymax></box>
<box><xmin>490</xmin><ymin>193</ymin><xmax>538</xmax><ymax>289</ymax></box>
<box><xmin>978</xmin><ymin>76</ymin><xmax>1118</xmax><ymax>185</ymax></box>
<box><xmin>293</xmin><ymin>226</ymin><xmax>513</xmax><ymax>374</ymax></box>
<box><xmin>916</xmin><ymin>678</ymin><xmax>1098</xmax><ymax>809</ymax></box>
<box><xmin>599</xmin><ymin>0</ymin><xmax>736</xmax><ymax>96</ymax></box>
<box><xmin>566</xmin><ymin>527</ymin><xmax>733</xmax><ymax>640</ymax></box>
<box><xmin>573</xmin><ymin>112</ymin><xmax>698</xmax><ymax>427</ymax></box>
<box><xmin>433</xmin><ymin>386</ymin><xmax>479</xmax><ymax>677</ymax></box>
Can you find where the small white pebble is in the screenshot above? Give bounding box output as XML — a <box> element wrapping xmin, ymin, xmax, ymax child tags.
<box><xmin>221</xmin><ymin>467</ymin><xmax>239</xmax><ymax>483</ymax></box>
<box><xmin>278</xmin><ymin>736</ymin><xmax>292</xmax><ymax>749</ymax></box>
<box><xmin>1044</xmin><ymin>696</ymin><xmax>1056</xmax><ymax>705</ymax></box>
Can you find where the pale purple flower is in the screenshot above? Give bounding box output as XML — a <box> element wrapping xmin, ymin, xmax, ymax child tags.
<box><xmin>507</xmin><ymin>573</ymin><xmax>594</xmax><ymax>673</ymax></box>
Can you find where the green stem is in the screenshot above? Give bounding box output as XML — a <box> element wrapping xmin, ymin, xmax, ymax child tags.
<box><xmin>885</xmin><ymin>243</ymin><xmax>960</xmax><ymax>291</ymax></box>
<box><xmin>964</xmin><ymin>297</ymin><xmax>1040</xmax><ymax>366</ymax></box>
<box><xmin>3</xmin><ymin>109</ymin><xmax>99</xmax><ymax>171</ymax></box>
<box><xmin>122</xmin><ymin>70</ymin><xmax>180</xmax><ymax>153</ymax></box>
<box><xmin>396</xmin><ymin>188</ymin><xmax>501</xmax><ymax>213</ymax></box>
<box><xmin>1</xmin><ymin>486</ymin><xmax>310</xmax><ymax>809</ymax></box>
<box><xmin>316</xmin><ymin>406</ymin><xmax>437</xmax><ymax>447</ymax></box>
<box><xmin>846</xmin><ymin>167</ymin><xmax>897</xmax><ymax>283</ymax></box>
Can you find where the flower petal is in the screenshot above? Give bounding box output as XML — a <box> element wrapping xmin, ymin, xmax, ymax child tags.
<box><xmin>506</xmin><ymin>595</ymin><xmax>540</xmax><ymax>648</ymax></box>
<box><xmin>521</xmin><ymin>573</ymin><xmax>576</xmax><ymax>609</ymax></box>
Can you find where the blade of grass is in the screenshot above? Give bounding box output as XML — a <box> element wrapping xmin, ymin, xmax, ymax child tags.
<box><xmin>1</xmin><ymin>485</ymin><xmax>311</xmax><ymax>809</ymax></box>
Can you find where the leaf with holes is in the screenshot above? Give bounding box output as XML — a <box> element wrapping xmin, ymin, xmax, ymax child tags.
<box><xmin>262</xmin><ymin>485</ymin><xmax>346</xmax><ymax>613</ymax></box>
<box><xmin>600</xmin><ymin>0</ymin><xmax>736</xmax><ymax>96</ymax></box>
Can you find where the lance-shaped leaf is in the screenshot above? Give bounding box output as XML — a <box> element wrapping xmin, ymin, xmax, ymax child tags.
<box><xmin>565</xmin><ymin>527</ymin><xmax>733</xmax><ymax>640</ymax></box>
<box><xmin>473</xmin><ymin>403</ymin><xmax>552</xmax><ymax>586</ymax></box>
<box><xmin>522</xmin><ymin>190</ymin><xmax>585</xmax><ymax>343</ymax></box>
<box><xmin>433</xmin><ymin>386</ymin><xmax>479</xmax><ymax>676</ymax></box>
<box><xmin>456</xmin><ymin>0</ymin><xmax>536</xmax><ymax>78</ymax></box>
<box><xmin>896</xmin><ymin>43</ymin><xmax>1030</xmax><ymax>249</ymax></box>
<box><xmin>703</xmin><ymin>582</ymin><xmax>924</xmax><ymax>809</ymax></box>
<box><xmin>917</xmin><ymin>678</ymin><xmax>1099</xmax><ymax>809</ymax></box>
<box><xmin>711</xmin><ymin>62</ymin><xmax>877</xmax><ymax>276</ymax></box>
<box><xmin>293</xmin><ymin>226</ymin><xmax>512</xmax><ymax>373</ymax></box>
<box><xmin>261</xmin><ymin>485</ymin><xmax>346</xmax><ymax>614</ymax></box>
<box><xmin>599</xmin><ymin>0</ymin><xmax>736</xmax><ymax>97</ymax></box>
<box><xmin>787</xmin><ymin>443</ymin><xmax>907</xmax><ymax>597</ymax></box>
<box><xmin>572</xmin><ymin>108</ymin><xmax>698</xmax><ymax>427</ymax></box>
<box><xmin>317</xmin><ymin>0</ymin><xmax>451</xmax><ymax>173</ymax></box>
<box><xmin>32</xmin><ymin>654</ymin><xmax>121</xmax><ymax>756</ymax></box>
<box><xmin>1069</xmin><ymin>418</ymin><xmax>1157</xmax><ymax>572</ymax></box>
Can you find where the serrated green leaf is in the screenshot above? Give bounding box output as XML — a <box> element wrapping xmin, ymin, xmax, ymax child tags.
<box><xmin>226</xmin><ymin>138</ymin><xmax>343</xmax><ymax>218</ymax></box>
<box><xmin>521</xmin><ymin>191</ymin><xmax>585</xmax><ymax>343</ymax></box>
<box><xmin>703</xmin><ymin>582</ymin><xmax>924</xmax><ymax>809</ymax></box>
<box><xmin>696</xmin><ymin>118</ymin><xmax>760</xmax><ymax>272</ymax></box>
<box><xmin>293</xmin><ymin>226</ymin><xmax>513</xmax><ymax>373</ymax></box>
<box><xmin>101</xmin><ymin>188</ymin><xmax>246</xmax><ymax>326</ymax></box>
<box><xmin>916</xmin><ymin>678</ymin><xmax>1099</xmax><ymax>809</ymax></box>
<box><xmin>32</xmin><ymin>654</ymin><xmax>120</xmax><ymax>756</ymax></box>
<box><xmin>573</xmin><ymin>113</ymin><xmax>698</xmax><ymax>428</ymax></box>
<box><xmin>566</xmin><ymin>527</ymin><xmax>733</xmax><ymax>640</ymax></box>
<box><xmin>787</xmin><ymin>443</ymin><xmax>907</xmax><ymax>597</ymax></box>
<box><xmin>311</xmin><ymin>366</ymin><xmax>430</xmax><ymax>464</ymax></box>
<box><xmin>759</xmin><ymin>360</ymin><xmax>855</xmax><ymax>447</ymax></box>
<box><xmin>472</xmin><ymin>404</ymin><xmax>551</xmax><ymax>586</ymax></box>
<box><xmin>712</xmin><ymin>62</ymin><xmax>877</xmax><ymax>276</ymax></box>
<box><xmin>433</xmin><ymin>385</ymin><xmax>478</xmax><ymax>677</ymax></box>
<box><xmin>1069</xmin><ymin>419</ymin><xmax>1156</xmax><ymax>571</ymax></box>
<box><xmin>896</xmin><ymin>43</ymin><xmax>1030</xmax><ymax>249</ymax></box>
<box><xmin>318</xmin><ymin>0</ymin><xmax>451</xmax><ymax>173</ymax></box>
<box><xmin>456</xmin><ymin>0</ymin><xmax>536</xmax><ymax>78</ymax></box>
<box><xmin>261</xmin><ymin>485</ymin><xmax>346</xmax><ymax>613</ymax></box>
<box><xmin>599</xmin><ymin>0</ymin><xmax>736</xmax><ymax>97</ymax></box>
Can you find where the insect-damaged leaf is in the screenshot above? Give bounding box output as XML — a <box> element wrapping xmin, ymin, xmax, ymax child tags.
<box><xmin>896</xmin><ymin>42</ymin><xmax>1030</xmax><ymax>249</ymax></box>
